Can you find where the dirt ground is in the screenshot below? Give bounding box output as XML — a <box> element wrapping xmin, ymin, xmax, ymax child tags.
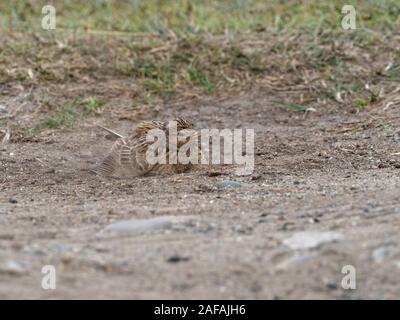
<box><xmin>0</xmin><ymin>92</ymin><xmax>399</xmax><ymax>299</ymax></box>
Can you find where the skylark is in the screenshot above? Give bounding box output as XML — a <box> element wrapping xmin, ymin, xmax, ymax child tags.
<box><xmin>92</xmin><ymin>118</ymin><xmax>195</xmax><ymax>177</ymax></box>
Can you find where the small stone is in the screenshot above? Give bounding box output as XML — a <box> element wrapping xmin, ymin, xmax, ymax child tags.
<box><xmin>309</xmin><ymin>218</ymin><xmax>319</xmax><ymax>224</ymax></box>
<box><xmin>280</xmin><ymin>222</ymin><xmax>295</xmax><ymax>231</ymax></box>
<box><xmin>8</xmin><ymin>198</ymin><xmax>18</xmax><ymax>204</ymax></box>
<box><xmin>167</xmin><ymin>255</ymin><xmax>190</xmax><ymax>263</ymax></box>
<box><xmin>255</xmin><ymin>150</ymin><xmax>265</xmax><ymax>156</ymax></box>
<box><xmin>206</xmin><ymin>171</ymin><xmax>225</xmax><ymax>177</ymax></box>
<box><xmin>372</xmin><ymin>246</ymin><xmax>389</xmax><ymax>263</ymax></box>
<box><xmin>107</xmin><ymin>209</ymin><xmax>117</xmax><ymax>215</ymax></box>
<box><xmin>378</xmin><ymin>162</ymin><xmax>388</xmax><ymax>169</ymax></box>
<box><xmin>52</xmin><ymin>243</ymin><xmax>70</xmax><ymax>253</ymax></box>
<box><xmin>0</xmin><ymin>260</ymin><xmax>26</xmax><ymax>275</ymax></box>
<box><xmin>104</xmin><ymin>216</ymin><xmax>173</xmax><ymax>234</ymax></box>
<box><xmin>283</xmin><ymin>231</ymin><xmax>342</xmax><ymax>250</ymax></box>
<box><xmin>326</xmin><ymin>281</ymin><xmax>338</xmax><ymax>290</ymax></box>
<box><xmin>216</xmin><ymin>180</ymin><xmax>242</xmax><ymax>188</ymax></box>
<box><xmin>233</xmin><ymin>224</ymin><xmax>253</xmax><ymax>234</ymax></box>
<box><xmin>103</xmin><ymin>215</ymin><xmax>192</xmax><ymax>235</ymax></box>
<box><xmin>196</xmin><ymin>184</ymin><xmax>213</xmax><ymax>192</ymax></box>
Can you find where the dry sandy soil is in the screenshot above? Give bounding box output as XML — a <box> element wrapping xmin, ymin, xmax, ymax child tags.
<box><xmin>0</xmin><ymin>93</ymin><xmax>399</xmax><ymax>299</ymax></box>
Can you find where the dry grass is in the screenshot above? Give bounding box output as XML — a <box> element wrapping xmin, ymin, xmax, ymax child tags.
<box><xmin>0</xmin><ymin>1</ymin><xmax>399</xmax><ymax>131</ymax></box>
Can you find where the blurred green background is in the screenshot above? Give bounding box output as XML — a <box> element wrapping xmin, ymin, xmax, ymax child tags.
<box><xmin>1</xmin><ymin>0</ymin><xmax>399</xmax><ymax>33</ymax></box>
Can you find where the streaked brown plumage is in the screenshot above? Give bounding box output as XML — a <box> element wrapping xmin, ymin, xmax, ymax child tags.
<box><xmin>92</xmin><ymin>118</ymin><xmax>195</xmax><ymax>177</ymax></box>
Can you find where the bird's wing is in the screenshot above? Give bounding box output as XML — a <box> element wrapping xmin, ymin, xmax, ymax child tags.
<box><xmin>91</xmin><ymin>138</ymin><xmax>127</xmax><ymax>176</ymax></box>
<box><xmin>92</xmin><ymin>136</ymin><xmax>154</xmax><ymax>176</ymax></box>
<box><xmin>97</xmin><ymin>125</ymin><xmax>124</xmax><ymax>139</ymax></box>
<box><xmin>92</xmin><ymin>120</ymin><xmax>170</xmax><ymax>177</ymax></box>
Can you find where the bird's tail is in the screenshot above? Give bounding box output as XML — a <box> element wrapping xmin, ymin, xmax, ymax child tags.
<box><xmin>90</xmin><ymin>155</ymin><xmax>116</xmax><ymax>176</ymax></box>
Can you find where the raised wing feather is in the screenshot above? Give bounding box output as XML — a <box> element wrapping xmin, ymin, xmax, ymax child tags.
<box><xmin>92</xmin><ymin>135</ymin><xmax>155</xmax><ymax>177</ymax></box>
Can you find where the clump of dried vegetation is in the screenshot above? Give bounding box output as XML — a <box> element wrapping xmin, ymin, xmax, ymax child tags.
<box><xmin>0</xmin><ymin>0</ymin><xmax>399</xmax><ymax>133</ymax></box>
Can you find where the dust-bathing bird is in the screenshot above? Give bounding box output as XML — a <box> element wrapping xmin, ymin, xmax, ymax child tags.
<box><xmin>92</xmin><ymin>118</ymin><xmax>196</xmax><ymax>177</ymax></box>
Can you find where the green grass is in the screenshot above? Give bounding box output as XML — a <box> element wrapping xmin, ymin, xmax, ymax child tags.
<box><xmin>0</xmin><ymin>0</ymin><xmax>399</xmax><ymax>33</ymax></box>
<box><xmin>82</xmin><ymin>96</ymin><xmax>105</xmax><ymax>114</ymax></box>
<box><xmin>0</xmin><ymin>1</ymin><xmax>399</xmax><ymax>131</ymax></box>
<box><xmin>187</xmin><ymin>68</ymin><xmax>214</xmax><ymax>92</ymax></box>
<box><xmin>133</xmin><ymin>61</ymin><xmax>176</xmax><ymax>95</ymax></box>
<box><xmin>40</xmin><ymin>96</ymin><xmax>105</xmax><ymax>129</ymax></box>
<box><xmin>355</xmin><ymin>98</ymin><xmax>367</xmax><ymax>108</ymax></box>
<box><xmin>41</xmin><ymin>102</ymin><xmax>78</xmax><ymax>129</ymax></box>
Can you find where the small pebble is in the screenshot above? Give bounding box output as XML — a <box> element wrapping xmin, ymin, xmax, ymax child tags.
<box><xmin>167</xmin><ymin>255</ymin><xmax>190</xmax><ymax>263</ymax></box>
<box><xmin>216</xmin><ymin>180</ymin><xmax>242</xmax><ymax>188</ymax></box>
<box><xmin>0</xmin><ymin>260</ymin><xmax>26</xmax><ymax>275</ymax></box>
<box><xmin>326</xmin><ymin>281</ymin><xmax>338</xmax><ymax>290</ymax></box>
<box><xmin>283</xmin><ymin>231</ymin><xmax>342</xmax><ymax>250</ymax></box>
